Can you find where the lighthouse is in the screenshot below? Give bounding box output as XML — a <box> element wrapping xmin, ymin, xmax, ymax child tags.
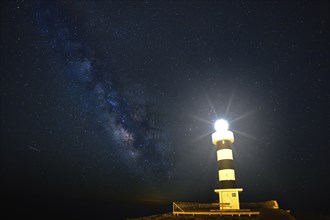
<box><xmin>212</xmin><ymin>119</ymin><xmax>243</xmax><ymax>210</ymax></box>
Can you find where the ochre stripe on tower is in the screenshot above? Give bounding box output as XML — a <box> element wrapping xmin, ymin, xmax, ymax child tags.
<box><xmin>219</xmin><ymin>180</ymin><xmax>236</xmax><ymax>189</ymax></box>
<box><xmin>217</xmin><ymin>159</ymin><xmax>234</xmax><ymax>170</ymax></box>
<box><xmin>215</xmin><ymin>140</ymin><xmax>233</xmax><ymax>150</ymax></box>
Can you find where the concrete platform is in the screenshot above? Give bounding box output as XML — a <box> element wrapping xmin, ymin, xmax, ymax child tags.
<box><xmin>172</xmin><ymin>202</ymin><xmax>260</xmax><ymax>217</ymax></box>
<box><xmin>173</xmin><ymin>210</ymin><xmax>260</xmax><ymax>216</ymax></box>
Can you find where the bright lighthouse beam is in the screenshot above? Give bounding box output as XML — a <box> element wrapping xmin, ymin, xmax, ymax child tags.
<box><xmin>214</xmin><ymin>119</ymin><xmax>229</xmax><ymax>131</ymax></box>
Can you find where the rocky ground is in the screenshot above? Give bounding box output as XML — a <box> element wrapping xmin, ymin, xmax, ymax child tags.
<box><xmin>128</xmin><ymin>201</ymin><xmax>330</xmax><ymax>220</ymax></box>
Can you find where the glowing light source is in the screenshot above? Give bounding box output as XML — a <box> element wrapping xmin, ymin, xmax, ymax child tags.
<box><xmin>214</xmin><ymin>119</ymin><xmax>229</xmax><ymax>131</ymax></box>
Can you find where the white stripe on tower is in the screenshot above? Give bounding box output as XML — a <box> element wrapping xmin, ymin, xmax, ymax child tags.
<box><xmin>217</xmin><ymin>149</ymin><xmax>233</xmax><ymax>161</ymax></box>
<box><xmin>219</xmin><ymin>169</ymin><xmax>236</xmax><ymax>181</ymax></box>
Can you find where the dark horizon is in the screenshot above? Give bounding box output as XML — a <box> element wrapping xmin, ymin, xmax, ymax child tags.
<box><xmin>1</xmin><ymin>0</ymin><xmax>329</xmax><ymax>218</ymax></box>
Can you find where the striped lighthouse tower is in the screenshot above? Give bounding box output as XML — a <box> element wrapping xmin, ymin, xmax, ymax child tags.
<box><xmin>212</xmin><ymin>119</ymin><xmax>243</xmax><ymax>210</ymax></box>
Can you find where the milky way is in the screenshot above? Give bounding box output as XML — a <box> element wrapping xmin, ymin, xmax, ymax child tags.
<box><xmin>2</xmin><ymin>0</ymin><xmax>329</xmax><ymax>213</ymax></box>
<box><xmin>33</xmin><ymin>2</ymin><xmax>173</xmax><ymax>180</ymax></box>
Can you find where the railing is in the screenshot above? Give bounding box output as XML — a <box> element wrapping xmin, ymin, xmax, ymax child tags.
<box><xmin>173</xmin><ymin>202</ymin><xmax>219</xmax><ymax>213</ymax></box>
<box><xmin>173</xmin><ymin>202</ymin><xmax>260</xmax><ymax>216</ymax></box>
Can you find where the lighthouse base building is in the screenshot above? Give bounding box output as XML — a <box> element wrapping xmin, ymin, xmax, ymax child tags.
<box><xmin>212</xmin><ymin>120</ymin><xmax>243</xmax><ymax>210</ymax></box>
<box><xmin>214</xmin><ymin>188</ymin><xmax>243</xmax><ymax>210</ymax></box>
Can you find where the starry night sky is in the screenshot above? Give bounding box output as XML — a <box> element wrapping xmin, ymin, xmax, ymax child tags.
<box><xmin>1</xmin><ymin>0</ymin><xmax>329</xmax><ymax>215</ymax></box>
